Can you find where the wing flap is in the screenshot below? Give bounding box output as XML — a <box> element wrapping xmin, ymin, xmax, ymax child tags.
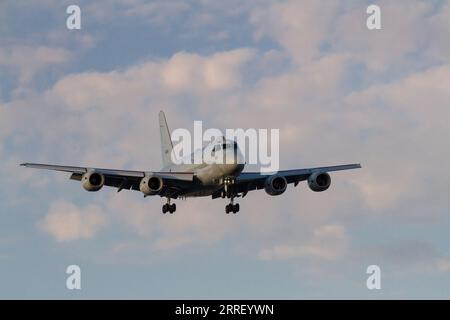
<box><xmin>156</xmin><ymin>172</ymin><xmax>194</xmax><ymax>181</ymax></box>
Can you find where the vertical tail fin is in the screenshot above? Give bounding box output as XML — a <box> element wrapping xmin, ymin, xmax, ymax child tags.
<box><xmin>159</xmin><ymin>111</ymin><xmax>174</xmax><ymax>167</ymax></box>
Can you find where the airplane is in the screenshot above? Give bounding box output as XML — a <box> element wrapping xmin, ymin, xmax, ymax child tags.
<box><xmin>21</xmin><ymin>111</ymin><xmax>361</xmax><ymax>214</ymax></box>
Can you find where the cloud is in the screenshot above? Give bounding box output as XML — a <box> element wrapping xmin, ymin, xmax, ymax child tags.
<box><xmin>0</xmin><ymin>46</ymin><xmax>72</xmax><ymax>86</ymax></box>
<box><xmin>0</xmin><ymin>48</ymin><xmax>258</xmax><ymax>173</ymax></box>
<box><xmin>250</xmin><ymin>0</ymin><xmax>339</xmax><ymax>65</ymax></box>
<box><xmin>50</xmin><ymin>48</ymin><xmax>256</xmax><ymax>113</ymax></box>
<box><xmin>47</xmin><ymin>30</ymin><xmax>96</xmax><ymax>50</ymax></box>
<box><xmin>427</xmin><ymin>1</ymin><xmax>450</xmax><ymax>61</ymax></box>
<box><xmin>250</xmin><ymin>0</ymin><xmax>450</xmax><ymax>74</ymax></box>
<box><xmin>364</xmin><ymin>241</ymin><xmax>450</xmax><ymax>273</ymax></box>
<box><xmin>345</xmin><ymin>63</ymin><xmax>450</xmax><ymax>211</ymax></box>
<box><xmin>39</xmin><ymin>200</ymin><xmax>107</xmax><ymax>242</ymax></box>
<box><xmin>436</xmin><ymin>259</ymin><xmax>450</xmax><ymax>272</ymax></box>
<box><xmin>331</xmin><ymin>0</ymin><xmax>436</xmax><ymax>72</ymax></box>
<box><xmin>258</xmin><ymin>225</ymin><xmax>349</xmax><ymax>261</ymax></box>
<box><xmin>162</xmin><ymin>49</ymin><xmax>256</xmax><ymax>92</ymax></box>
<box><xmin>86</xmin><ymin>0</ymin><xmax>190</xmax><ymax>24</ymax></box>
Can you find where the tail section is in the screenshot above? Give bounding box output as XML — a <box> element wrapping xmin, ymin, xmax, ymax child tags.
<box><xmin>159</xmin><ymin>111</ymin><xmax>174</xmax><ymax>167</ymax></box>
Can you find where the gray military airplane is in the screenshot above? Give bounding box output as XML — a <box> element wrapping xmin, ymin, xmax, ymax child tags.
<box><xmin>21</xmin><ymin>111</ymin><xmax>361</xmax><ymax>214</ymax></box>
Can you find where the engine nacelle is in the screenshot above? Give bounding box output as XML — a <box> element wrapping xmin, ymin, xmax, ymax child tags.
<box><xmin>140</xmin><ymin>175</ymin><xmax>163</xmax><ymax>195</ymax></box>
<box><xmin>82</xmin><ymin>171</ymin><xmax>105</xmax><ymax>191</ymax></box>
<box><xmin>264</xmin><ymin>175</ymin><xmax>287</xmax><ymax>196</ymax></box>
<box><xmin>308</xmin><ymin>172</ymin><xmax>331</xmax><ymax>192</ymax></box>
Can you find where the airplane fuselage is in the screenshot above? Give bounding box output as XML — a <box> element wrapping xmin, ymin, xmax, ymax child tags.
<box><xmin>161</xmin><ymin>140</ymin><xmax>245</xmax><ymax>197</ymax></box>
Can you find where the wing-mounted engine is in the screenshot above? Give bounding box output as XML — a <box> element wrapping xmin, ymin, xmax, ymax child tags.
<box><xmin>140</xmin><ymin>175</ymin><xmax>163</xmax><ymax>195</ymax></box>
<box><xmin>82</xmin><ymin>171</ymin><xmax>105</xmax><ymax>191</ymax></box>
<box><xmin>308</xmin><ymin>172</ymin><xmax>331</xmax><ymax>192</ymax></box>
<box><xmin>264</xmin><ymin>175</ymin><xmax>287</xmax><ymax>196</ymax></box>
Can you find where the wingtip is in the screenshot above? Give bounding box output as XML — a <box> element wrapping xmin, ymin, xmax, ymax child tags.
<box><xmin>20</xmin><ymin>163</ymin><xmax>27</xmax><ymax>167</ymax></box>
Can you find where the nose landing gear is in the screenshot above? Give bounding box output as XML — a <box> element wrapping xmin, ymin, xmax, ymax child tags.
<box><xmin>222</xmin><ymin>177</ymin><xmax>241</xmax><ymax>214</ymax></box>
<box><xmin>162</xmin><ymin>198</ymin><xmax>176</xmax><ymax>214</ymax></box>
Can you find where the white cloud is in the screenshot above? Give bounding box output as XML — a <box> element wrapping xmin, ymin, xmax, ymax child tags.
<box><xmin>345</xmin><ymin>63</ymin><xmax>450</xmax><ymax>210</ymax></box>
<box><xmin>427</xmin><ymin>1</ymin><xmax>450</xmax><ymax>61</ymax></box>
<box><xmin>250</xmin><ymin>0</ymin><xmax>450</xmax><ymax>74</ymax></box>
<box><xmin>39</xmin><ymin>200</ymin><xmax>107</xmax><ymax>242</ymax></box>
<box><xmin>258</xmin><ymin>225</ymin><xmax>349</xmax><ymax>261</ymax></box>
<box><xmin>50</xmin><ymin>48</ymin><xmax>256</xmax><ymax>113</ymax></box>
<box><xmin>0</xmin><ymin>46</ymin><xmax>72</xmax><ymax>85</ymax></box>
<box><xmin>250</xmin><ymin>0</ymin><xmax>339</xmax><ymax>65</ymax></box>
<box><xmin>90</xmin><ymin>0</ymin><xmax>188</xmax><ymax>18</ymax></box>
<box><xmin>436</xmin><ymin>259</ymin><xmax>450</xmax><ymax>272</ymax></box>
<box><xmin>364</xmin><ymin>241</ymin><xmax>450</xmax><ymax>274</ymax></box>
<box><xmin>162</xmin><ymin>49</ymin><xmax>257</xmax><ymax>92</ymax></box>
<box><xmin>331</xmin><ymin>0</ymin><xmax>435</xmax><ymax>72</ymax></box>
<box><xmin>47</xmin><ymin>30</ymin><xmax>96</xmax><ymax>50</ymax></box>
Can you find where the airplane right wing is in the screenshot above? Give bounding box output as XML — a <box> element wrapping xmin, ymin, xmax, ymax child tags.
<box><xmin>213</xmin><ymin>163</ymin><xmax>361</xmax><ymax>198</ymax></box>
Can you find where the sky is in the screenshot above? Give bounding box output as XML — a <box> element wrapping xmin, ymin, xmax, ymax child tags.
<box><xmin>1</xmin><ymin>0</ymin><xmax>450</xmax><ymax>299</ymax></box>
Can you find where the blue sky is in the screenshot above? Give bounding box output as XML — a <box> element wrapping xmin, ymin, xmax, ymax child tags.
<box><xmin>1</xmin><ymin>0</ymin><xmax>450</xmax><ymax>299</ymax></box>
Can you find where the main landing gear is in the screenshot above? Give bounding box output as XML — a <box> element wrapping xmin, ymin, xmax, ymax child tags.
<box><xmin>225</xmin><ymin>197</ymin><xmax>240</xmax><ymax>214</ymax></box>
<box><xmin>162</xmin><ymin>198</ymin><xmax>176</xmax><ymax>214</ymax></box>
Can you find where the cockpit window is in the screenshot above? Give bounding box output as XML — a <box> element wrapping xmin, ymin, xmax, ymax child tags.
<box><xmin>220</xmin><ymin>142</ymin><xmax>238</xmax><ymax>149</ymax></box>
<box><xmin>215</xmin><ymin>141</ymin><xmax>237</xmax><ymax>151</ymax></box>
<box><xmin>223</xmin><ymin>143</ymin><xmax>235</xmax><ymax>150</ymax></box>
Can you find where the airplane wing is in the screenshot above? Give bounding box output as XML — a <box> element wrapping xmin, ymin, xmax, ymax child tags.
<box><xmin>213</xmin><ymin>163</ymin><xmax>361</xmax><ymax>198</ymax></box>
<box><xmin>20</xmin><ymin>163</ymin><xmax>193</xmax><ymax>197</ymax></box>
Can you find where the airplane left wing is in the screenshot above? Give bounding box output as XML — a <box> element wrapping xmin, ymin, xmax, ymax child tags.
<box><xmin>20</xmin><ymin>163</ymin><xmax>193</xmax><ymax>196</ymax></box>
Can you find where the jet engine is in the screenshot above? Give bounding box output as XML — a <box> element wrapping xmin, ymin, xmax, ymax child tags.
<box><xmin>264</xmin><ymin>175</ymin><xmax>287</xmax><ymax>196</ymax></box>
<box><xmin>140</xmin><ymin>175</ymin><xmax>163</xmax><ymax>195</ymax></box>
<box><xmin>82</xmin><ymin>171</ymin><xmax>105</xmax><ymax>191</ymax></box>
<box><xmin>308</xmin><ymin>172</ymin><xmax>331</xmax><ymax>192</ymax></box>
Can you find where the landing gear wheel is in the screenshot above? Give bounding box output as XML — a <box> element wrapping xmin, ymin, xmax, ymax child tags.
<box><xmin>163</xmin><ymin>198</ymin><xmax>176</xmax><ymax>214</ymax></box>
<box><xmin>225</xmin><ymin>203</ymin><xmax>240</xmax><ymax>214</ymax></box>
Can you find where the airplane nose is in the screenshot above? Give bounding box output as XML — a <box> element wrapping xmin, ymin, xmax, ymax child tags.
<box><xmin>220</xmin><ymin>149</ymin><xmax>245</xmax><ymax>175</ymax></box>
<box><xmin>224</xmin><ymin>149</ymin><xmax>244</xmax><ymax>165</ymax></box>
